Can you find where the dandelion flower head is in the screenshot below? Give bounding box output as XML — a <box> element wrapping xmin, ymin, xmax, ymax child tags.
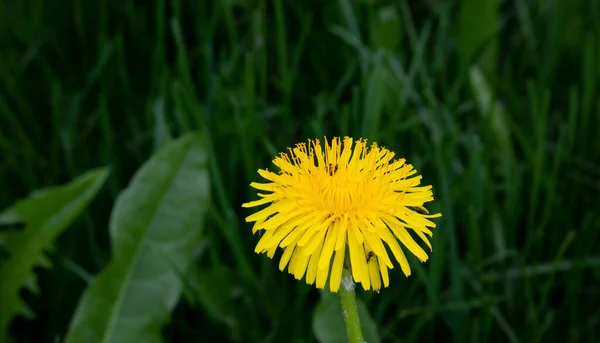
<box><xmin>242</xmin><ymin>137</ymin><xmax>441</xmax><ymax>292</ymax></box>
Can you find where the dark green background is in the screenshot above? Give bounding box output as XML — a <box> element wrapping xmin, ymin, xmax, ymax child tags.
<box><xmin>1</xmin><ymin>0</ymin><xmax>599</xmax><ymax>342</ymax></box>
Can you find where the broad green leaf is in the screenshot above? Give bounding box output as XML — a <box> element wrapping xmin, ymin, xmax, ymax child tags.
<box><xmin>0</xmin><ymin>168</ymin><xmax>109</xmax><ymax>340</ymax></box>
<box><xmin>64</xmin><ymin>133</ymin><xmax>210</xmax><ymax>343</ymax></box>
<box><xmin>313</xmin><ymin>290</ymin><xmax>380</xmax><ymax>343</ymax></box>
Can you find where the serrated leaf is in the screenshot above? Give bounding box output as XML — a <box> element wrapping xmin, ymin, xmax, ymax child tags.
<box><xmin>64</xmin><ymin>133</ymin><xmax>210</xmax><ymax>343</ymax></box>
<box><xmin>0</xmin><ymin>168</ymin><xmax>109</xmax><ymax>340</ymax></box>
<box><xmin>313</xmin><ymin>290</ymin><xmax>380</xmax><ymax>343</ymax></box>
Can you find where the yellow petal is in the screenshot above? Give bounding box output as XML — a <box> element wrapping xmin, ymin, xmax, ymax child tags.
<box><xmin>372</xmin><ymin>218</ymin><xmax>415</xmax><ymax>275</ymax></box>
<box><xmin>245</xmin><ymin>201</ymin><xmax>287</xmax><ymax>222</ymax></box>
<box><xmin>359</xmin><ymin>221</ymin><xmax>393</xmax><ymax>268</ymax></box>
<box><xmin>359</xmin><ymin>243</ymin><xmax>372</xmax><ymax>291</ymax></box>
<box><xmin>242</xmin><ymin>196</ymin><xmax>275</xmax><ymax>208</ymax></box>
<box><xmin>347</xmin><ymin>226</ymin><xmax>364</xmax><ymax>283</ymax></box>
<box><xmin>315</xmin><ymin>261</ymin><xmax>330</xmax><ymax>289</ymax></box>
<box><xmin>317</xmin><ymin>221</ymin><xmax>339</xmax><ymax>270</ymax></box>
<box><xmin>261</xmin><ymin>207</ymin><xmax>306</xmax><ymax>230</ymax></box>
<box><xmin>279</xmin><ymin>244</ymin><xmax>295</xmax><ymax>271</ymax></box>
<box><xmin>291</xmin><ymin>246</ymin><xmax>311</xmax><ymax>280</ymax></box>
<box><xmin>280</xmin><ymin>215</ymin><xmax>324</xmax><ymax>248</ymax></box>
<box><xmin>329</xmin><ymin>248</ymin><xmax>346</xmax><ymax>292</ymax></box>
<box><xmin>248</xmin><ymin>182</ymin><xmax>278</xmax><ymax>192</ymax></box>
<box><xmin>254</xmin><ymin>229</ymin><xmax>276</xmax><ymax>253</ymax></box>
<box><xmin>266</xmin><ymin>244</ymin><xmax>277</xmax><ymax>258</ymax></box>
<box><xmin>335</xmin><ymin>216</ymin><xmax>348</xmax><ymax>251</ymax></box>
<box><xmin>264</xmin><ymin>223</ymin><xmax>298</xmax><ymax>250</ymax></box>
<box><xmin>303</xmin><ymin>224</ymin><xmax>329</xmax><ymax>256</ymax></box>
<box><xmin>298</xmin><ymin>217</ymin><xmax>332</xmax><ymax>248</ymax></box>
<box><xmin>379</xmin><ymin>260</ymin><xmax>390</xmax><ymax>287</ymax></box>
<box><xmin>367</xmin><ymin>251</ymin><xmax>381</xmax><ymax>291</ymax></box>
<box><xmin>349</xmin><ymin>216</ymin><xmax>363</xmax><ymax>244</ymax></box>
<box><xmin>305</xmin><ymin>240</ymin><xmax>323</xmax><ymax>285</ymax></box>
<box><xmin>251</xmin><ymin>218</ymin><xmax>266</xmax><ymax>234</ymax></box>
<box><xmin>382</xmin><ymin>214</ymin><xmax>428</xmax><ymax>262</ymax></box>
<box><xmin>413</xmin><ymin>228</ymin><xmax>432</xmax><ymax>251</ymax></box>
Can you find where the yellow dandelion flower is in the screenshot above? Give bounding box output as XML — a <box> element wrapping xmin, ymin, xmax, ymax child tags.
<box><xmin>242</xmin><ymin>136</ymin><xmax>441</xmax><ymax>293</ymax></box>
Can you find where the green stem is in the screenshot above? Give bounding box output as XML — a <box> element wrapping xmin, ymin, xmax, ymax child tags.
<box><xmin>339</xmin><ymin>268</ymin><xmax>364</xmax><ymax>343</ymax></box>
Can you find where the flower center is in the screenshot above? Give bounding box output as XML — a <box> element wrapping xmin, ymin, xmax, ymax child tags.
<box><xmin>307</xmin><ymin>165</ymin><xmax>383</xmax><ymax>220</ymax></box>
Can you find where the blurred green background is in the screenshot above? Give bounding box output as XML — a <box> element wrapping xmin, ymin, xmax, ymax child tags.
<box><xmin>1</xmin><ymin>0</ymin><xmax>599</xmax><ymax>342</ymax></box>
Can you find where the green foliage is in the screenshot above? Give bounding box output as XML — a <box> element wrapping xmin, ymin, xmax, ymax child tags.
<box><xmin>64</xmin><ymin>134</ymin><xmax>210</xmax><ymax>343</ymax></box>
<box><xmin>0</xmin><ymin>0</ymin><xmax>599</xmax><ymax>342</ymax></box>
<box><xmin>183</xmin><ymin>265</ymin><xmax>239</xmax><ymax>333</ymax></box>
<box><xmin>456</xmin><ymin>0</ymin><xmax>499</xmax><ymax>77</ymax></box>
<box><xmin>0</xmin><ymin>168</ymin><xmax>108</xmax><ymax>340</ymax></box>
<box><xmin>313</xmin><ymin>289</ymin><xmax>380</xmax><ymax>343</ymax></box>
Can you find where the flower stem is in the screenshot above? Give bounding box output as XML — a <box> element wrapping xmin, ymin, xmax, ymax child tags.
<box><xmin>339</xmin><ymin>268</ymin><xmax>364</xmax><ymax>343</ymax></box>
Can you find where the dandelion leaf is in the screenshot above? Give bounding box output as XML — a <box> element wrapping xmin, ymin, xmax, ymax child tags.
<box><xmin>64</xmin><ymin>133</ymin><xmax>210</xmax><ymax>343</ymax></box>
<box><xmin>0</xmin><ymin>168</ymin><xmax>109</xmax><ymax>340</ymax></box>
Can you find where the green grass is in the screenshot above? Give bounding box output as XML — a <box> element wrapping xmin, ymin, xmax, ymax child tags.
<box><xmin>1</xmin><ymin>0</ymin><xmax>599</xmax><ymax>342</ymax></box>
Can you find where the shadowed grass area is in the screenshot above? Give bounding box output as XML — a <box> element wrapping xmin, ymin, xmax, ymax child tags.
<box><xmin>1</xmin><ymin>0</ymin><xmax>599</xmax><ymax>342</ymax></box>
